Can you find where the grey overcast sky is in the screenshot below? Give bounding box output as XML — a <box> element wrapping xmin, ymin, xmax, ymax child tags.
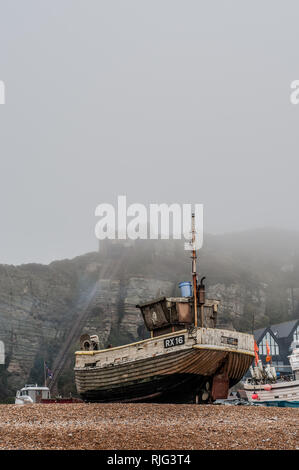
<box><xmin>0</xmin><ymin>1</ymin><xmax>298</xmax><ymax>265</ymax></box>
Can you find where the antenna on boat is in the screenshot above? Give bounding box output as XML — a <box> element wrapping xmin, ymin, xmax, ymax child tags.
<box><xmin>191</xmin><ymin>213</ymin><xmax>198</xmax><ymax>327</ymax></box>
<box><xmin>43</xmin><ymin>360</ymin><xmax>47</xmax><ymax>387</ymax></box>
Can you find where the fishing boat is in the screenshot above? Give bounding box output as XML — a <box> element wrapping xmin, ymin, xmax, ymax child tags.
<box><xmin>74</xmin><ymin>214</ymin><xmax>255</xmax><ymax>403</ymax></box>
<box><xmin>15</xmin><ymin>384</ymin><xmax>51</xmax><ymax>404</ymax></box>
<box><xmin>243</xmin><ymin>339</ymin><xmax>299</xmax><ymax>407</ymax></box>
<box><xmin>15</xmin><ymin>361</ymin><xmax>83</xmax><ymax>404</ymax></box>
<box><xmin>15</xmin><ymin>383</ymin><xmax>82</xmax><ymax>404</ymax></box>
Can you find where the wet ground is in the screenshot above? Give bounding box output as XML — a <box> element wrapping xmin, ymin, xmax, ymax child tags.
<box><xmin>0</xmin><ymin>403</ymin><xmax>298</xmax><ymax>450</ymax></box>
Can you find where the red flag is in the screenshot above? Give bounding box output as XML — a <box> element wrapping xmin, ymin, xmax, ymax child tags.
<box><xmin>266</xmin><ymin>340</ymin><xmax>272</xmax><ymax>363</ymax></box>
<box><xmin>254</xmin><ymin>340</ymin><xmax>259</xmax><ymax>365</ymax></box>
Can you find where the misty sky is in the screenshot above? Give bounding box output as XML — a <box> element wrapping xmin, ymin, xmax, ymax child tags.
<box><xmin>0</xmin><ymin>1</ymin><xmax>299</xmax><ymax>265</ymax></box>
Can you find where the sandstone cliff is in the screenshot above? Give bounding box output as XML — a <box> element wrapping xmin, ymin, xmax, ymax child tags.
<box><xmin>0</xmin><ymin>229</ymin><xmax>299</xmax><ymax>401</ymax></box>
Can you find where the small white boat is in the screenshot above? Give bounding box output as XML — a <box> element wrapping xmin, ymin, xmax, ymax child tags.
<box><xmin>15</xmin><ymin>384</ymin><xmax>51</xmax><ymax>405</ymax></box>
<box><xmin>243</xmin><ymin>340</ymin><xmax>299</xmax><ymax>407</ymax></box>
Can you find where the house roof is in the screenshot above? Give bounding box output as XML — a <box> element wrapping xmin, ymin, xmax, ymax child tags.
<box><xmin>254</xmin><ymin>319</ymin><xmax>299</xmax><ymax>342</ymax></box>
<box><xmin>254</xmin><ymin>327</ymin><xmax>268</xmax><ymax>342</ymax></box>
<box><xmin>270</xmin><ymin>319</ymin><xmax>299</xmax><ymax>339</ymax></box>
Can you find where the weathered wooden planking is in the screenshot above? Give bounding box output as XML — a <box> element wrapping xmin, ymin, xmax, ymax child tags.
<box><xmin>75</xmin><ymin>349</ymin><xmax>252</xmax><ymax>393</ymax></box>
<box><xmin>74</xmin><ymin>327</ymin><xmax>254</xmax><ymax>399</ymax></box>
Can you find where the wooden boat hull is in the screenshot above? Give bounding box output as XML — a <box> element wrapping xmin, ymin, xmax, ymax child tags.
<box><xmin>74</xmin><ymin>328</ymin><xmax>254</xmax><ymax>403</ymax></box>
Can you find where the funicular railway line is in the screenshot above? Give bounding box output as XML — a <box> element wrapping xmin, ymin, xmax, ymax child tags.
<box><xmin>48</xmin><ymin>257</ymin><xmax>125</xmax><ymax>395</ymax></box>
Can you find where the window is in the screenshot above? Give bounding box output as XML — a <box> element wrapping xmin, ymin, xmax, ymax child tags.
<box><xmin>293</xmin><ymin>325</ymin><xmax>299</xmax><ymax>343</ymax></box>
<box><xmin>259</xmin><ymin>332</ymin><xmax>279</xmax><ymax>356</ymax></box>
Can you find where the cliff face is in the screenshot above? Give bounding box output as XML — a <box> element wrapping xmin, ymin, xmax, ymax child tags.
<box><xmin>0</xmin><ymin>261</ymin><xmax>83</xmax><ymax>396</ymax></box>
<box><xmin>0</xmin><ymin>250</ymin><xmax>179</xmax><ymax>399</ymax></box>
<box><xmin>0</xmin><ymin>229</ymin><xmax>299</xmax><ymax>400</ymax></box>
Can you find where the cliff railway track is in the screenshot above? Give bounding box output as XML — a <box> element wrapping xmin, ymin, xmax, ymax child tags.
<box><xmin>48</xmin><ymin>257</ymin><xmax>125</xmax><ymax>395</ymax></box>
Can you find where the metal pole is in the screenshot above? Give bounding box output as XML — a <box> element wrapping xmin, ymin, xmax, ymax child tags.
<box><xmin>191</xmin><ymin>213</ymin><xmax>198</xmax><ymax>328</ymax></box>
<box><xmin>44</xmin><ymin>360</ymin><xmax>46</xmax><ymax>387</ymax></box>
<box><xmin>200</xmin><ymin>304</ymin><xmax>204</xmax><ymax>328</ymax></box>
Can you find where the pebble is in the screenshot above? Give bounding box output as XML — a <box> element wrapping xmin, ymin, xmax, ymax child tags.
<box><xmin>0</xmin><ymin>403</ymin><xmax>297</xmax><ymax>450</ymax></box>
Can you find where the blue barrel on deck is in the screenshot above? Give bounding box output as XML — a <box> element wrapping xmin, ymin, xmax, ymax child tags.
<box><xmin>179</xmin><ymin>281</ymin><xmax>192</xmax><ymax>297</ymax></box>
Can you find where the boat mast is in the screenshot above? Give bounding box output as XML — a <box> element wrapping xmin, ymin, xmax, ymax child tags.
<box><xmin>191</xmin><ymin>213</ymin><xmax>198</xmax><ymax>327</ymax></box>
<box><xmin>43</xmin><ymin>360</ymin><xmax>46</xmax><ymax>387</ymax></box>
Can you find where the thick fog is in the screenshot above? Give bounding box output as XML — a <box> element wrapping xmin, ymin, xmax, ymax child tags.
<box><xmin>0</xmin><ymin>1</ymin><xmax>298</xmax><ymax>264</ymax></box>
